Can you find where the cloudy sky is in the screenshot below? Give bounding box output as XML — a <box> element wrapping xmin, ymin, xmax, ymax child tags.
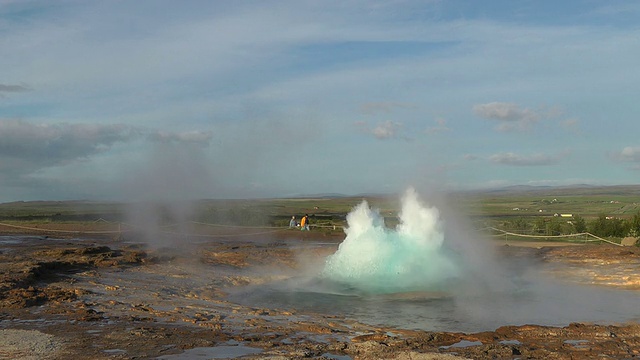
<box><xmin>1</xmin><ymin>0</ymin><xmax>639</xmax><ymax>202</ymax></box>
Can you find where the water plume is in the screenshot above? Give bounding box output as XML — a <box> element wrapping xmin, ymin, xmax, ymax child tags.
<box><xmin>322</xmin><ymin>188</ymin><xmax>460</xmax><ymax>293</ymax></box>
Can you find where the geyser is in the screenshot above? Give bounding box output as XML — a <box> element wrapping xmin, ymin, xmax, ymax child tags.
<box><xmin>322</xmin><ymin>188</ymin><xmax>459</xmax><ymax>293</ymax></box>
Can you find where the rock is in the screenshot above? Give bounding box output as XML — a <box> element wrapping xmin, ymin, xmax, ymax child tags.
<box><xmin>621</xmin><ymin>237</ymin><xmax>638</xmax><ymax>246</ymax></box>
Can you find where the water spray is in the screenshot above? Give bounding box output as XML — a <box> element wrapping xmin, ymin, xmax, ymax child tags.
<box><xmin>322</xmin><ymin>188</ymin><xmax>460</xmax><ymax>293</ymax></box>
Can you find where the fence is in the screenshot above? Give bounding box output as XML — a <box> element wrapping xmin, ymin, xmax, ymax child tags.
<box><xmin>485</xmin><ymin>227</ymin><xmax>623</xmax><ymax>246</ymax></box>
<box><xmin>0</xmin><ymin>220</ymin><xmax>626</xmax><ymax>246</ymax></box>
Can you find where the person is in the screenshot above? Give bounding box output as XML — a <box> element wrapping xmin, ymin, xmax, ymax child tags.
<box><xmin>289</xmin><ymin>216</ymin><xmax>296</xmax><ymax>228</ymax></box>
<box><xmin>301</xmin><ymin>214</ymin><xmax>310</xmax><ymax>231</ymax></box>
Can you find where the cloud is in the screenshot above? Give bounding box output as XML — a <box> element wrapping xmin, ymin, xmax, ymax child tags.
<box><xmin>0</xmin><ymin>119</ymin><xmax>219</xmax><ymax>185</ymax></box>
<box><xmin>0</xmin><ymin>119</ymin><xmax>136</xmax><ymax>169</ymax></box>
<box><xmin>473</xmin><ymin>102</ymin><xmax>539</xmax><ymax>132</ymax></box>
<box><xmin>619</xmin><ymin>146</ymin><xmax>640</xmax><ymax>161</ymax></box>
<box><xmin>463</xmin><ymin>154</ymin><xmax>479</xmax><ymax>161</ymax></box>
<box><xmin>425</xmin><ymin>118</ymin><xmax>450</xmax><ymax>135</ymax></box>
<box><xmin>356</xmin><ymin>120</ymin><xmax>403</xmax><ymax>140</ymax></box>
<box><xmin>560</xmin><ymin>118</ymin><xmax>580</xmax><ymax>134</ymax></box>
<box><xmin>0</xmin><ymin>83</ymin><xmax>30</xmax><ymax>96</ymax></box>
<box><xmin>489</xmin><ymin>152</ymin><xmax>560</xmax><ymax>166</ymax></box>
<box><xmin>612</xmin><ymin>146</ymin><xmax>640</xmax><ymax>163</ymax></box>
<box><xmin>0</xmin><ymin>83</ymin><xmax>30</xmax><ymax>92</ymax></box>
<box><xmin>149</xmin><ymin>130</ymin><xmax>213</xmax><ymax>146</ymax></box>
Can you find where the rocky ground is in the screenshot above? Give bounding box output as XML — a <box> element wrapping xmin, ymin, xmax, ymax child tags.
<box><xmin>1</xmin><ymin>233</ymin><xmax>640</xmax><ymax>359</ymax></box>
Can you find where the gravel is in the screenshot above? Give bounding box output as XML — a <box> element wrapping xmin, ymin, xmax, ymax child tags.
<box><xmin>0</xmin><ymin>329</ymin><xmax>62</xmax><ymax>360</ymax></box>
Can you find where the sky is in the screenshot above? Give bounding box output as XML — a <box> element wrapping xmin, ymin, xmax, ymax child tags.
<box><xmin>1</xmin><ymin>0</ymin><xmax>639</xmax><ymax>202</ymax></box>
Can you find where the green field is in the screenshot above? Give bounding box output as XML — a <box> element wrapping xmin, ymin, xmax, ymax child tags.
<box><xmin>1</xmin><ymin>185</ymin><xmax>639</xmax><ymax>242</ymax></box>
<box><xmin>450</xmin><ymin>185</ymin><xmax>640</xmax><ymax>219</ymax></box>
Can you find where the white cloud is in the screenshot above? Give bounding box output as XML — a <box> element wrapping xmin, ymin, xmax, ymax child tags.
<box><xmin>359</xmin><ymin>120</ymin><xmax>403</xmax><ymax>140</ymax></box>
<box><xmin>489</xmin><ymin>152</ymin><xmax>560</xmax><ymax>166</ymax></box>
<box><xmin>613</xmin><ymin>146</ymin><xmax>640</xmax><ymax>163</ymax></box>
<box><xmin>473</xmin><ymin>102</ymin><xmax>539</xmax><ymax>132</ymax></box>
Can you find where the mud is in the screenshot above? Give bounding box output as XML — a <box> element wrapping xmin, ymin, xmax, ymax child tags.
<box><xmin>1</xmin><ymin>234</ymin><xmax>639</xmax><ymax>359</ymax></box>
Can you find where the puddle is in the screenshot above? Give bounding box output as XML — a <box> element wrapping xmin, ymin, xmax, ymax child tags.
<box><xmin>439</xmin><ymin>340</ymin><xmax>483</xmax><ymax>349</ymax></box>
<box><xmin>564</xmin><ymin>339</ymin><xmax>589</xmax><ymax>349</ymax></box>
<box><xmin>155</xmin><ymin>344</ymin><xmax>262</xmax><ymax>359</ymax></box>
<box><xmin>104</xmin><ymin>349</ymin><xmax>127</xmax><ymax>354</ymax></box>
<box><xmin>0</xmin><ymin>236</ymin><xmax>41</xmax><ymax>244</ymax></box>
<box><xmin>499</xmin><ymin>339</ymin><xmax>521</xmax><ymax>345</ymax></box>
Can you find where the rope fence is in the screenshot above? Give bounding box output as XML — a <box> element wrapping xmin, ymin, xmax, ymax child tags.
<box><xmin>0</xmin><ymin>220</ymin><xmax>626</xmax><ymax>246</ymax></box>
<box><xmin>0</xmin><ymin>220</ymin><xmax>339</xmax><ymax>238</ymax></box>
<box><xmin>0</xmin><ymin>221</ymin><xmax>125</xmax><ymax>235</ymax></box>
<box><xmin>485</xmin><ymin>227</ymin><xmax>623</xmax><ymax>247</ymax></box>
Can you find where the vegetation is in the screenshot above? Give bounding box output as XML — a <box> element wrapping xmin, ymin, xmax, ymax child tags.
<box><xmin>1</xmin><ymin>185</ymin><xmax>639</xmax><ymax>243</ymax></box>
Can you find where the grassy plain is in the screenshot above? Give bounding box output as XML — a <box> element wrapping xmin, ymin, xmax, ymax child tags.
<box><xmin>452</xmin><ymin>185</ymin><xmax>640</xmax><ymax>219</ymax></box>
<box><xmin>1</xmin><ymin>185</ymin><xmax>639</xmax><ymax>241</ymax></box>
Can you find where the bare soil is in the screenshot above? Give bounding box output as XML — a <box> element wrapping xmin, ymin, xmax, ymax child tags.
<box><xmin>1</xmin><ymin>232</ymin><xmax>640</xmax><ymax>359</ymax></box>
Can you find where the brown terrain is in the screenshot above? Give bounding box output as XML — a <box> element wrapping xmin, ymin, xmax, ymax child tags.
<box><xmin>1</xmin><ymin>226</ymin><xmax>640</xmax><ymax>359</ymax></box>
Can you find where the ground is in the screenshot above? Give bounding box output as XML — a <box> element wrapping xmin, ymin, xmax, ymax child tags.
<box><xmin>1</xmin><ymin>231</ymin><xmax>639</xmax><ymax>359</ymax></box>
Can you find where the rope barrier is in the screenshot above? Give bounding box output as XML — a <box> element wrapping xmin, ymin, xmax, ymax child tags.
<box><xmin>0</xmin><ymin>221</ymin><xmax>126</xmax><ymax>235</ymax></box>
<box><xmin>0</xmin><ymin>220</ymin><xmax>298</xmax><ymax>238</ymax></box>
<box><xmin>190</xmin><ymin>221</ymin><xmax>283</xmax><ymax>229</ymax></box>
<box><xmin>0</xmin><ymin>219</ymin><xmax>624</xmax><ymax>246</ymax></box>
<box><xmin>486</xmin><ymin>227</ymin><xmax>623</xmax><ymax>246</ymax></box>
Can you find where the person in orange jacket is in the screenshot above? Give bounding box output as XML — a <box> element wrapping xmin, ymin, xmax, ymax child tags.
<box><xmin>300</xmin><ymin>214</ymin><xmax>309</xmax><ymax>231</ymax></box>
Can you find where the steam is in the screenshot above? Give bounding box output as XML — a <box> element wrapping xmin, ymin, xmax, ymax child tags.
<box><xmin>121</xmin><ymin>136</ymin><xmax>212</xmax><ymax>249</ymax></box>
<box><xmin>322</xmin><ymin>188</ymin><xmax>459</xmax><ymax>293</ymax></box>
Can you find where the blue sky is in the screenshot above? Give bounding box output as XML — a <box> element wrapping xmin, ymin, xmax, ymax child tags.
<box><xmin>0</xmin><ymin>0</ymin><xmax>639</xmax><ymax>202</ymax></box>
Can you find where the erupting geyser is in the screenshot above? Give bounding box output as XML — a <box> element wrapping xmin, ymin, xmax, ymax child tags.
<box><xmin>322</xmin><ymin>188</ymin><xmax>460</xmax><ymax>293</ymax></box>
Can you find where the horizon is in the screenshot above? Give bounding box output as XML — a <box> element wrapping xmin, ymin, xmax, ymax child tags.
<box><xmin>1</xmin><ymin>1</ymin><xmax>640</xmax><ymax>203</ymax></box>
<box><xmin>2</xmin><ymin>183</ymin><xmax>640</xmax><ymax>205</ymax></box>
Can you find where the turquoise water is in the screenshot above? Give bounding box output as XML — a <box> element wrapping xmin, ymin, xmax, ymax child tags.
<box><xmin>322</xmin><ymin>188</ymin><xmax>459</xmax><ymax>293</ymax></box>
